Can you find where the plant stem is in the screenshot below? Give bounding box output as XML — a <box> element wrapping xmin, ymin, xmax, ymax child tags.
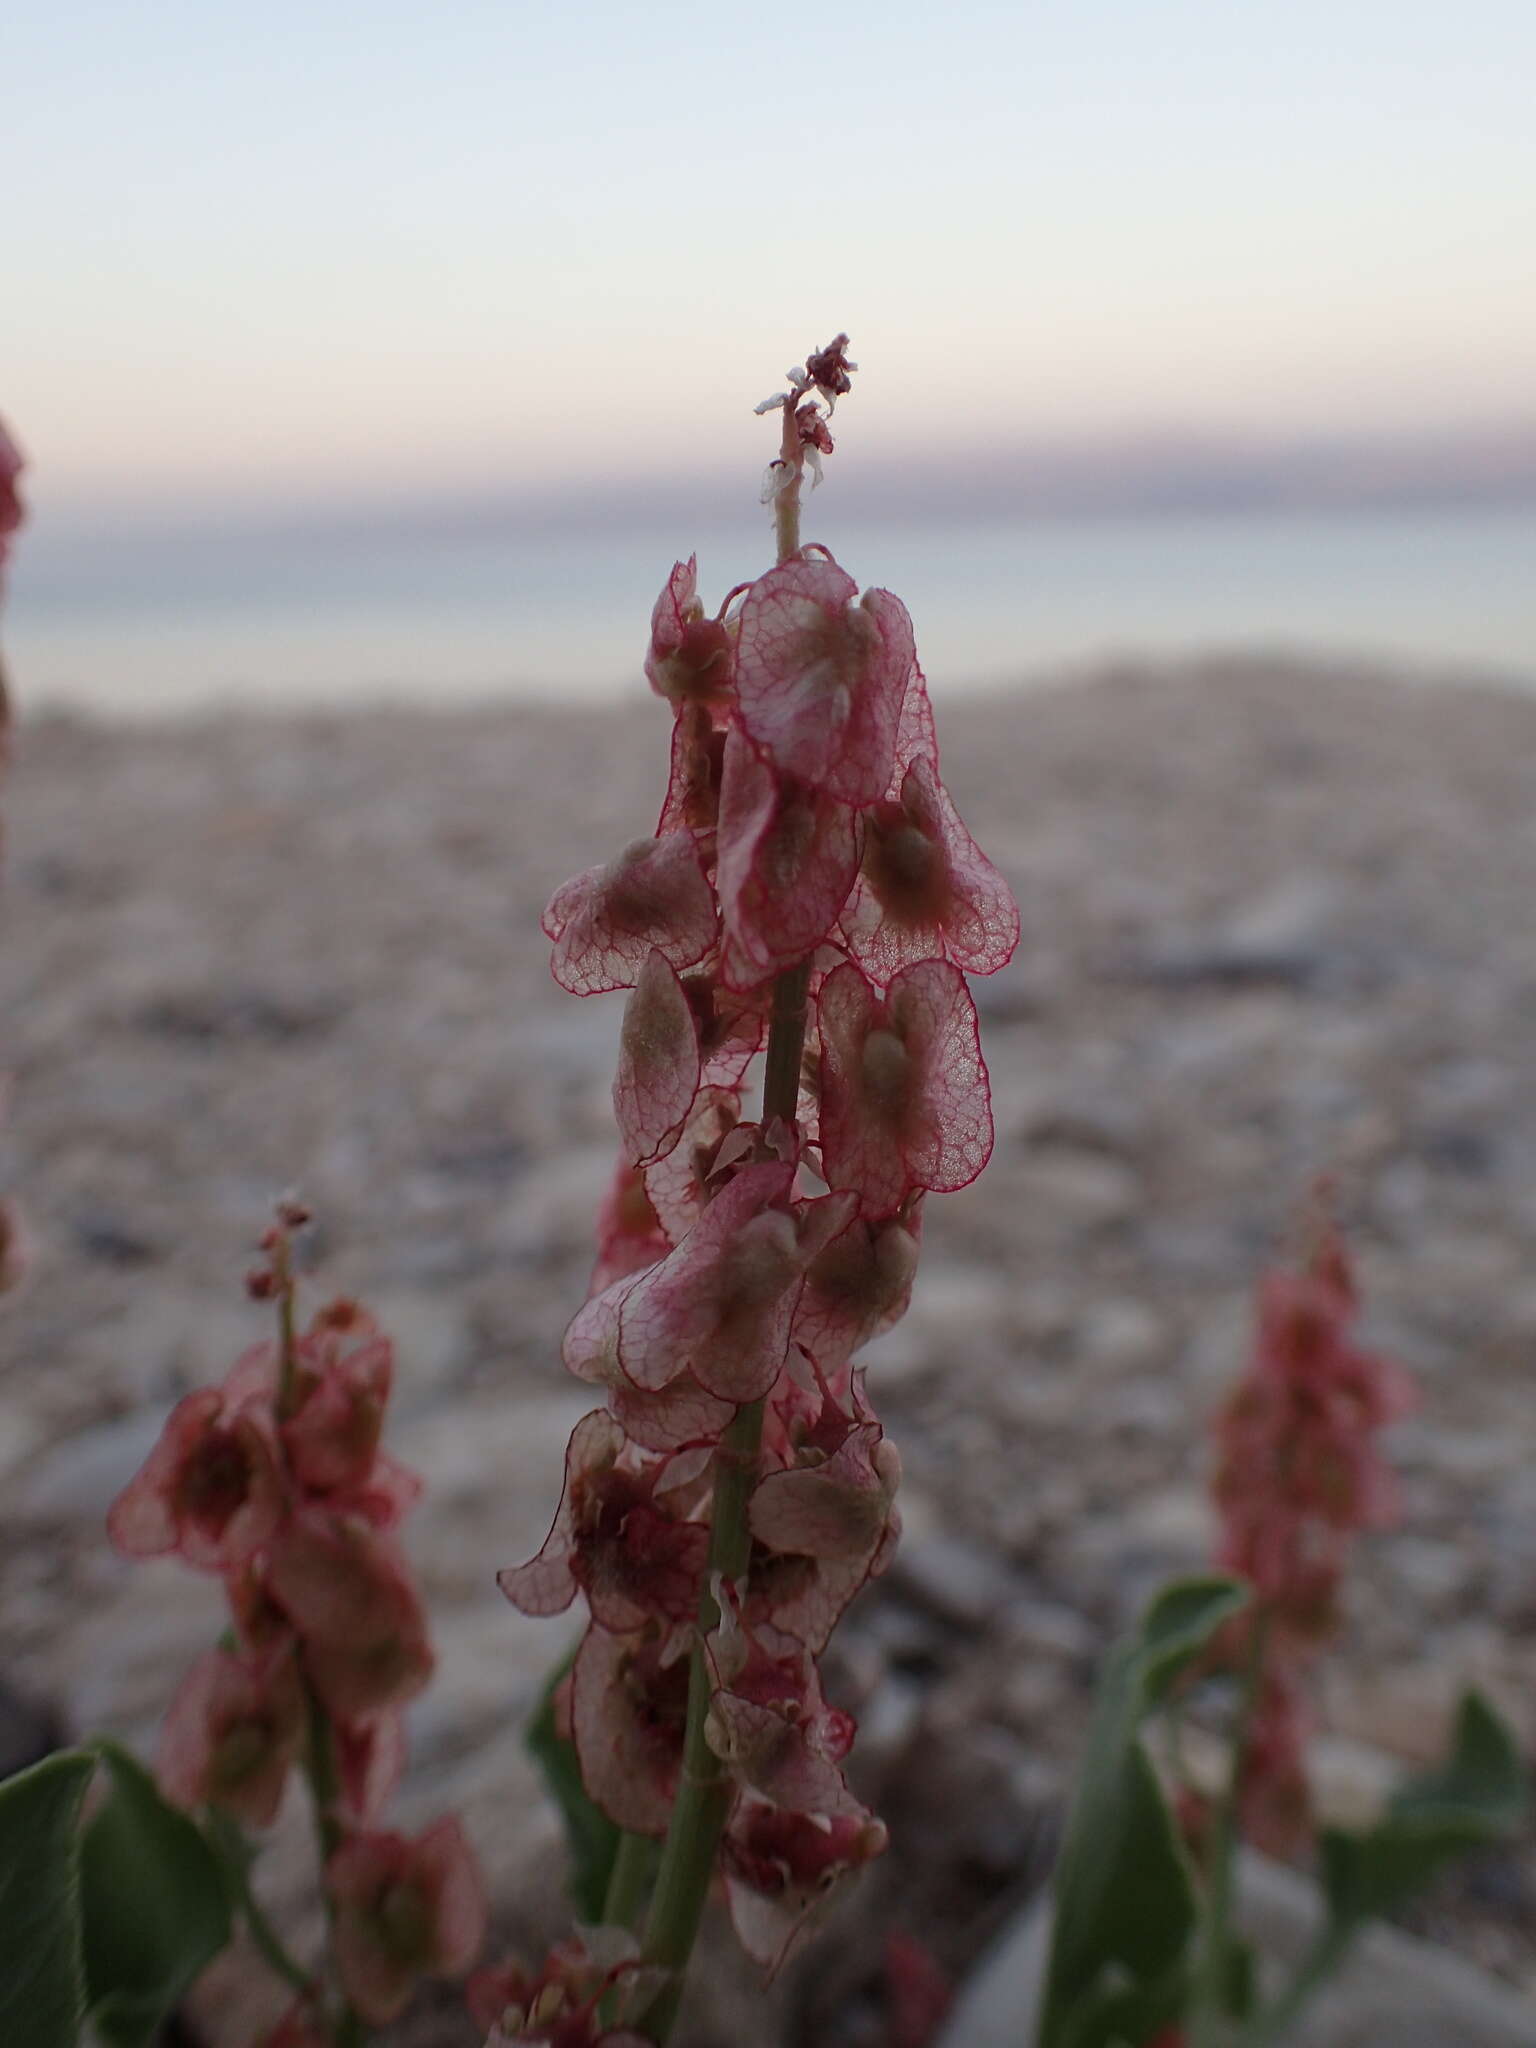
<box><xmin>636</xmin><ymin>961</ymin><xmax>812</xmax><ymax>2040</ymax></box>
<box><xmin>602</xmin><ymin>1830</ymin><xmax>656</xmax><ymax>1931</ymax></box>
<box><xmin>205</xmin><ymin>1809</ymin><xmax>316</xmax><ymax>1999</ymax></box>
<box><xmin>304</xmin><ymin>1680</ymin><xmax>345</xmax><ymax>1863</ymax></box>
<box><xmin>773</xmin><ymin>404</ymin><xmax>802</xmax><ymax>564</ymax></box>
<box><xmin>1190</xmin><ymin>1616</ymin><xmax>1270</xmax><ymax>2048</ymax></box>
<box><xmin>638</xmin><ymin>1398</ymin><xmax>765</xmax><ymax>2040</ymax></box>
<box><xmin>274</xmin><ymin>1232</ymin><xmax>300</xmax><ymax>1420</ymax></box>
<box><xmin>266</xmin><ymin>1231</ymin><xmax>368</xmax><ymax>2046</ymax></box>
<box><xmin>761</xmin><ymin>961</ymin><xmax>812</xmax><ymax>1128</ymax></box>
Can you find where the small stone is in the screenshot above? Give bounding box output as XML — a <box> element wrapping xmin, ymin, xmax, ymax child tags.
<box><xmin>854</xmin><ymin>1674</ymin><xmax>926</xmax><ymax>1760</ymax></box>
<box><xmin>69</xmin><ymin>1205</ymin><xmax>160</xmax><ymax>1265</ymax></box>
<box><xmin>1000</xmin><ymin>1597</ymin><xmax>1098</xmax><ymax>1665</ymax></box>
<box><xmin>887</xmin><ymin>1531</ymin><xmax>1015</xmax><ymax>1632</ymax></box>
<box><xmin>1129</xmin><ymin>876</ymin><xmax>1342</xmax><ymax>990</ymax></box>
<box><xmin>1074</xmin><ymin>1298</ymin><xmax>1166</xmax><ymax>1375</ymax></box>
<box><xmin>1016</xmin><ymin>1150</ymin><xmax>1140</xmax><ymax>1230</ymax></box>
<box><xmin>362</xmin><ymin>1289</ymin><xmax>471</xmax><ymax>1404</ymax></box>
<box><xmin>997</xmin><ymin>1659</ymin><xmax>1072</xmax><ymax>1728</ymax></box>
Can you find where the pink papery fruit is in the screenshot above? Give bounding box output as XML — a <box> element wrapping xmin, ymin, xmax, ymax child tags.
<box><xmin>733</xmin><ymin>552</ymin><xmax>911</xmax><ymax>805</ymax></box>
<box><xmin>157</xmin><ymin>1645</ymin><xmax>306</xmax><ymax>1828</ymax></box>
<box><xmin>792</xmin><ymin>1206</ymin><xmax>924</xmax><ymax>1382</ymax></box>
<box><xmin>590</xmin><ymin>1157</ymin><xmax>674</xmax><ymax>1295</ymax></box>
<box><xmin>704</xmin><ymin>1606</ymin><xmax>859</xmax><ymax>1819</ymax></box>
<box><xmin>817</xmin><ymin>958</ymin><xmax>993</xmax><ymax>1218</ymax></box>
<box><xmin>715</xmin><ymin>731</ymin><xmax>861</xmax><ymax>992</ymax></box>
<box><xmin>334</xmin><ymin>1709</ymin><xmax>409</xmax><ymax>1823</ymax></box>
<box><xmin>569</xmin><ymin>1622</ymin><xmax>693</xmax><ymax>1836</ymax></box>
<box><xmin>266</xmin><ymin>1511</ymin><xmax>435</xmax><ymax>1720</ymax></box>
<box><xmin>497</xmin><ymin>1410</ymin><xmax>708</xmax><ymax>1631</ymax></box>
<box><xmin>656</xmin><ymin>699</ymin><xmax>728</xmax><ymax>838</ymax></box>
<box><xmin>641</xmin><ymin>1085</ymin><xmax>742</xmax><ymax>1244</ymax></box>
<box><xmin>887</xmin><ymin>657</ymin><xmax>940</xmax><ymax>794</ymax></box>
<box><xmin>543</xmin><ymin>832</ymin><xmax>717</xmax><ymax>996</ymax></box>
<box><xmin>468</xmin><ymin>1931</ymin><xmax>657</xmax><ymax>2045</ymax></box>
<box><xmin>1213</xmin><ymin>1228</ymin><xmax>1412</xmax><ymax>1654</ymax></box>
<box><xmin>838</xmin><ymin>755</ymin><xmax>1019</xmax><ymax>984</ymax></box>
<box><xmin>749</xmin><ymin>1388</ymin><xmax>902</xmax><ymax>1651</ymax></box>
<box><xmin>282</xmin><ymin>1322</ymin><xmax>420</xmax><ymax>1527</ymax></box>
<box><xmin>645</xmin><ymin>556</ymin><xmax>734</xmax><ymax>712</ymax></box>
<box><xmin>225</xmin><ymin>1561</ymin><xmax>294</xmax><ymax>1656</ymax></box>
<box><xmin>722</xmin><ymin>1796</ymin><xmax>888</xmax><ymax>1976</ymax></box>
<box><xmin>606</xmin><ymin>1370</ymin><xmax>737</xmax><ymax>1455</ymax></box>
<box><xmin>613</xmin><ymin>951</ymin><xmax>702</xmax><ymax>1168</ymax></box>
<box><xmin>107</xmin><ymin>1384</ymin><xmax>286</xmax><ymax>1573</ymax></box>
<box><xmin>566</xmin><ymin>1164</ymin><xmax>853</xmax><ymax>1406</ymax></box>
<box><xmin>327</xmin><ymin>1817</ymin><xmax>486</xmax><ymax>2024</ymax></box>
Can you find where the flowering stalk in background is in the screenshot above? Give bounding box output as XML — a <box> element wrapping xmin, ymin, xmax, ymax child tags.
<box><xmin>1181</xmin><ymin>1204</ymin><xmax>1413</xmax><ymax>2047</ymax></box>
<box><xmin>107</xmin><ymin>1202</ymin><xmax>486</xmax><ymax>2044</ymax></box>
<box><xmin>1038</xmin><ymin>1202</ymin><xmax>1522</xmax><ymax>2048</ymax></box>
<box><xmin>492</xmin><ymin>336</ymin><xmax>1019</xmax><ymax>2044</ymax></box>
<box><xmin>1207</xmin><ymin>1205</ymin><xmax>1414</xmax><ymax>1854</ymax></box>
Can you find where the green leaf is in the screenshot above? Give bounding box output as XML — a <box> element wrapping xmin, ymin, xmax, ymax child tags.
<box><xmin>526</xmin><ymin>1648</ymin><xmax>622</xmax><ymax>1921</ymax></box>
<box><xmin>80</xmin><ymin>1740</ymin><xmax>232</xmax><ymax>2048</ymax></box>
<box><xmin>0</xmin><ymin>1749</ymin><xmax>96</xmax><ymax>2048</ymax></box>
<box><xmin>1051</xmin><ymin>1954</ymin><xmax>1188</xmax><ymax>2048</ymax></box>
<box><xmin>1221</xmin><ymin>1932</ymin><xmax>1257</xmax><ymax>2021</ymax></box>
<box><xmin>1321</xmin><ymin>1690</ymin><xmax>1528</xmax><ymax>1933</ymax></box>
<box><xmin>1037</xmin><ymin>1575</ymin><xmax>1249</xmax><ymax>2048</ymax></box>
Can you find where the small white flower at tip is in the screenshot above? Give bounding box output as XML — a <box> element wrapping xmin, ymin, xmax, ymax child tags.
<box><xmin>754</xmin><ymin>392</ymin><xmax>789</xmax><ymax>414</ymax></box>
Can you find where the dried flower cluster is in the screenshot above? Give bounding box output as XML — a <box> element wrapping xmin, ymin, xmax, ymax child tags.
<box><xmin>492</xmin><ymin>336</ymin><xmax>1018</xmax><ymax>2029</ymax></box>
<box><xmin>108</xmin><ymin>1205</ymin><xmax>485</xmax><ymax>2034</ymax></box>
<box><xmin>1207</xmin><ymin>1217</ymin><xmax>1413</xmax><ymax>1854</ymax></box>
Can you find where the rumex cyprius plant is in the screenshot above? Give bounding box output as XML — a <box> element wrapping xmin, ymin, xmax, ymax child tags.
<box><xmin>1201</xmin><ymin>1207</ymin><xmax>1416</xmax><ymax>1863</ymax></box>
<box><xmin>1036</xmin><ymin>1204</ymin><xmax>1526</xmax><ymax>2048</ymax></box>
<box><xmin>488</xmin><ymin>335</ymin><xmax>1019</xmax><ymax>2042</ymax></box>
<box><xmin>103</xmin><ymin>1204</ymin><xmax>486</xmax><ymax>2044</ymax></box>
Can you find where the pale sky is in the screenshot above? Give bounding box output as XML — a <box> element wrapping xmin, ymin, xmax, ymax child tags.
<box><xmin>9</xmin><ymin>0</ymin><xmax>1535</xmax><ymax>517</ymax></box>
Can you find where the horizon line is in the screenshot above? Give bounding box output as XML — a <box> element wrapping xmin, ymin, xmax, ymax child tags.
<box><xmin>18</xmin><ymin>417</ymin><xmax>1536</xmax><ymax>552</ymax></box>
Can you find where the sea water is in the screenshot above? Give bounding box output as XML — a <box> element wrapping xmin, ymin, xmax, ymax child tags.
<box><xmin>7</xmin><ymin>503</ymin><xmax>1533</xmax><ymax>716</ymax></box>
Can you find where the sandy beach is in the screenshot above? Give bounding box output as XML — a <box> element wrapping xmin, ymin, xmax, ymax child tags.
<box><xmin>4</xmin><ymin>656</ymin><xmax>1536</xmax><ymax>2041</ymax></box>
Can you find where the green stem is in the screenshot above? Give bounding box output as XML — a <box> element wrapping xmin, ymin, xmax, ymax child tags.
<box><xmin>602</xmin><ymin>1830</ymin><xmax>656</xmax><ymax>1931</ymax></box>
<box><xmin>204</xmin><ymin>1809</ymin><xmax>316</xmax><ymax>1999</ymax></box>
<box><xmin>1190</xmin><ymin>1615</ymin><xmax>1270</xmax><ymax>2048</ymax></box>
<box><xmin>761</xmin><ymin>961</ymin><xmax>812</xmax><ymax>1129</ymax></box>
<box><xmin>274</xmin><ymin>1234</ymin><xmax>300</xmax><ymax>1420</ymax></box>
<box><xmin>301</xmin><ymin>1654</ymin><xmax>368</xmax><ymax>2047</ymax></box>
<box><xmin>266</xmin><ymin>1241</ymin><xmax>367</xmax><ymax>2047</ymax></box>
<box><xmin>636</xmin><ymin>960</ymin><xmax>812</xmax><ymax>2041</ymax></box>
<box><xmin>1240</xmin><ymin>1924</ymin><xmax>1351</xmax><ymax>2048</ymax></box>
<box><xmin>773</xmin><ymin>403</ymin><xmax>802</xmax><ymax>564</ymax></box>
<box><xmin>638</xmin><ymin>1400</ymin><xmax>765</xmax><ymax>2040</ymax></box>
<box><xmin>303</xmin><ymin>1673</ymin><xmax>345</xmax><ymax>1864</ymax></box>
